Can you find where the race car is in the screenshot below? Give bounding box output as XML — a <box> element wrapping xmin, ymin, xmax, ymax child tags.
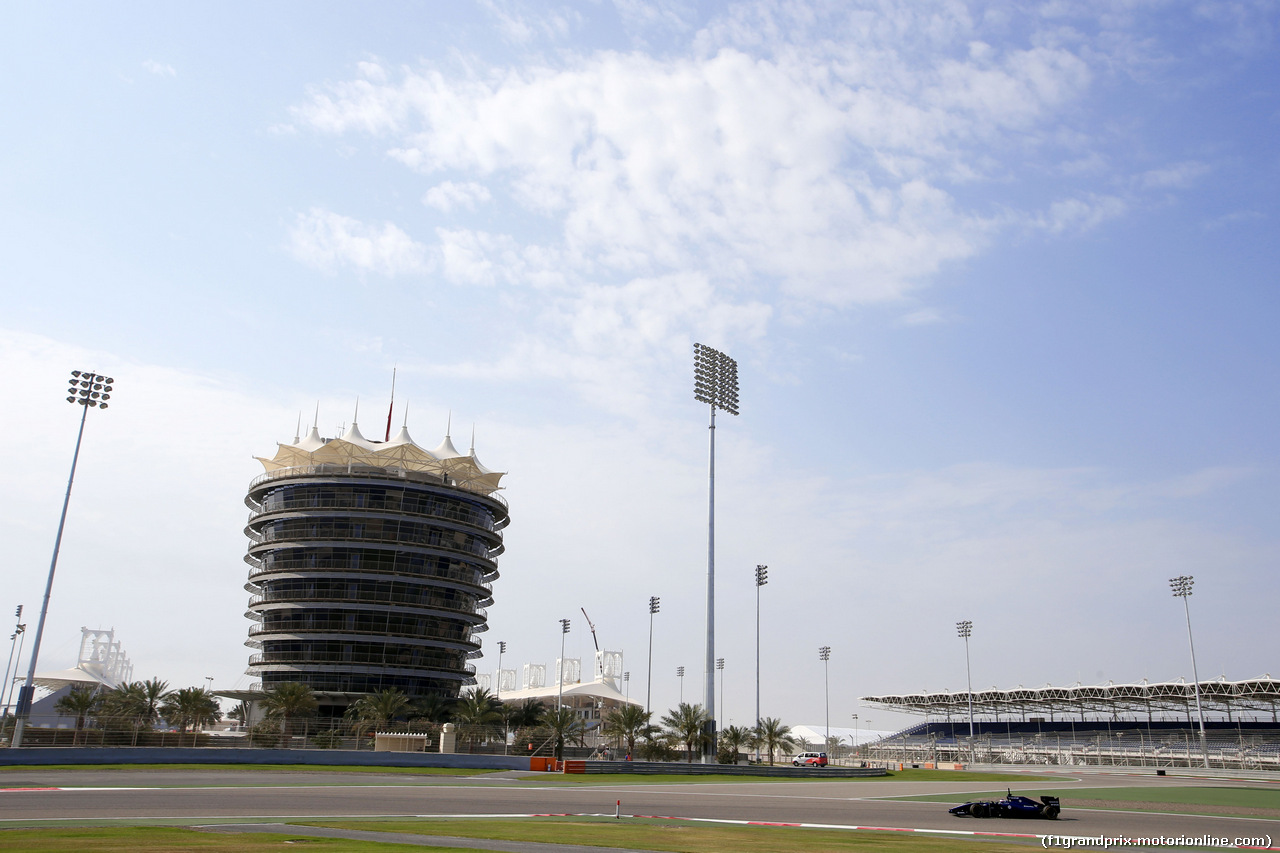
<box><xmin>949</xmin><ymin>790</ymin><xmax>1061</xmax><ymax>819</ymax></box>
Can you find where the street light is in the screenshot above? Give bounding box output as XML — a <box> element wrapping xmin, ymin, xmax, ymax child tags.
<box><xmin>851</xmin><ymin>713</ymin><xmax>859</xmax><ymax>758</ymax></box>
<box><xmin>557</xmin><ymin>619</ymin><xmax>570</xmax><ymax>709</ymax></box>
<box><xmin>677</xmin><ymin>666</ymin><xmax>685</xmax><ymax>704</ymax></box>
<box><xmin>13</xmin><ymin>370</ymin><xmax>115</xmax><ymax>748</ymax></box>
<box><xmin>1170</xmin><ymin>575</ymin><xmax>1210</xmax><ymax>769</ymax></box>
<box><xmin>716</xmin><ymin>658</ymin><xmax>725</xmax><ymax>726</ymax></box>
<box><xmin>646</xmin><ymin>596</ymin><xmax>660</xmax><ymax>714</ymax></box>
<box><xmin>754</xmin><ymin>563</ymin><xmax>768</xmax><ymax>756</ymax></box>
<box><xmin>819</xmin><ymin>646</ymin><xmax>831</xmax><ymax>756</ymax></box>
<box><xmin>694</xmin><ymin>343</ymin><xmax>739</xmax><ymax>763</ymax></box>
<box><xmin>956</xmin><ymin>620</ymin><xmax>974</xmax><ymax>742</ymax></box>
<box><xmin>496</xmin><ymin>640</ymin><xmax>507</xmax><ymax>700</ymax></box>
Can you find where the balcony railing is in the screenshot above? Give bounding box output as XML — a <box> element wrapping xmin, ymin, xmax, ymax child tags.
<box><xmin>246</xmin><ymin>561</ymin><xmax>491</xmax><ymax>594</ymax></box>
<box><xmin>247</xmin><ymin>527</ymin><xmax>497</xmax><ymax>561</ymax></box>
<box><xmin>248</xmin><ymin>621</ymin><xmax>478</xmax><ymax>646</ymax></box>
<box><xmin>247</xmin><ymin>652</ymin><xmax>475</xmax><ymax>676</ymax></box>
<box><xmin>247</xmin><ymin>590</ymin><xmax>486</xmax><ymax>620</ymax></box>
<box><xmin>250</xmin><ymin>497</ymin><xmax>500</xmax><ymax>533</ymax></box>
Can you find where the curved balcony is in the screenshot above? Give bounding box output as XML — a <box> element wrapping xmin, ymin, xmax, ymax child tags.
<box><xmin>245</xmin><ymin>531</ymin><xmax>498</xmax><ymax>567</ymax></box>
<box><xmin>246</xmin><ymin>561</ymin><xmax>492</xmax><ymax>597</ymax></box>
<box><xmin>250</xmin><ymin>493</ymin><xmax>502</xmax><ymax>534</ymax></box>
<box><xmin>247</xmin><ymin>589</ymin><xmax>486</xmax><ymax>621</ymax></box>
<box><xmin>248</xmin><ymin>652</ymin><xmax>475</xmax><ymax>675</ymax></box>
<box><xmin>248</xmin><ymin>620</ymin><xmax>478</xmax><ymax>647</ymax></box>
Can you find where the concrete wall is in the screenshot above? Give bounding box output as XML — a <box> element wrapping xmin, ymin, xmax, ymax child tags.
<box><xmin>0</xmin><ymin>747</ymin><xmax>531</xmax><ymax>771</ymax></box>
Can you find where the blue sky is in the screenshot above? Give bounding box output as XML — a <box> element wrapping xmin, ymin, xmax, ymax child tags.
<box><xmin>3</xmin><ymin>1</ymin><xmax>1278</xmax><ymax>731</ymax></box>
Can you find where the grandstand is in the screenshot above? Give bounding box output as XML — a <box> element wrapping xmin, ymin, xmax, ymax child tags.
<box><xmin>860</xmin><ymin>675</ymin><xmax>1280</xmax><ymax>770</ymax></box>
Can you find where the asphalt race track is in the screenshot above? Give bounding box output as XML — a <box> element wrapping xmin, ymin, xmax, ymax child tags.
<box><xmin>1</xmin><ymin>767</ymin><xmax>1277</xmax><ymax>847</ymax></box>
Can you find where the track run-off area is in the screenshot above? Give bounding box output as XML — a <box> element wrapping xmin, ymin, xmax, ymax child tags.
<box><xmin>1</xmin><ymin>765</ymin><xmax>1277</xmax><ymax>849</ymax></box>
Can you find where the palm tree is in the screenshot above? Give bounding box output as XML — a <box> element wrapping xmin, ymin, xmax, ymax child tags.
<box><xmin>539</xmin><ymin>706</ymin><xmax>584</xmax><ymax>760</ymax></box>
<box><xmin>453</xmin><ymin>687</ymin><xmax>502</xmax><ymax>751</ymax></box>
<box><xmin>160</xmin><ymin>687</ymin><xmax>222</xmax><ymax>745</ymax></box>
<box><xmin>54</xmin><ymin>685</ymin><xmax>102</xmax><ymax>746</ymax></box>
<box><xmin>719</xmin><ymin>724</ymin><xmax>753</xmax><ymax>764</ymax></box>
<box><xmin>228</xmin><ymin>701</ymin><xmax>250</xmax><ymax>728</ymax></box>
<box><xmin>504</xmin><ymin>698</ymin><xmax>545</xmax><ymax>729</ymax></box>
<box><xmin>260</xmin><ymin>682</ymin><xmax>318</xmax><ymax>743</ymax></box>
<box><xmin>410</xmin><ymin>692</ymin><xmax>454</xmax><ymax>725</ymax></box>
<box><xmin>660</xmin><ymin>702</ymin><xmax>711</xmax><ymax>762</ymax></box>
<box><xmin>344</xmin><ymin>688</ymin><xmax>411</xmax><ymax>737</ymax></box>
<box><xmin>602</xmin><ymin>704</ymin><xmax>651</xmax><ymax>758</ymax></box>
<box><xmin>102</xmin><ymin>679</ymin><xmax>171</xmax><ymax>746</ymax></box>
<box><xmin>754</xmin><ymin>716</ymin><xmax>798</xmax><ymax>765</ymax></box>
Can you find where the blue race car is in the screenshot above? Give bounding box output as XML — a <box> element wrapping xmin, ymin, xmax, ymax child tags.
<box><xmin>949</xmin><ymin>790</ymin><xmax>1061</xmax><ymax>819</ymax></box>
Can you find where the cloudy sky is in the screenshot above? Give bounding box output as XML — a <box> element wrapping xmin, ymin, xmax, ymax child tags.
<box><xmin>3</xmin><ymin>1</ymin><xmax>1278</xmax><ymax>732</ymax></box>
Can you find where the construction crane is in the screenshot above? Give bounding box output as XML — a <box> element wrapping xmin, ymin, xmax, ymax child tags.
<box><xmin>580</xmin><ymin>607</ymin><xmax>600</xmax><ymax>652</ymax></box>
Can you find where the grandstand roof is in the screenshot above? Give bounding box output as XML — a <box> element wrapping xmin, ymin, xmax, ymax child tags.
<box><xmin>862</xmin><ymin>675</ymin><xmax>1280</xmax><ymax>719</ymax></box>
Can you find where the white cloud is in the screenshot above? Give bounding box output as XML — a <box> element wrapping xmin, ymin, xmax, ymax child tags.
<box><xmin>423</xmin><ymin>180</ymin><xmax>492</xmax><ymax>212</ymax></box>
<box><xmin>1139</xmin><ymin>160</ymin><xmax>1212</xmax><ymax>190</ymax></box>
<box><xmin>142</xmin><ymin>60</ymin><xmax>176</xmax><ymax>77</ymax></box>
<box><xmin>287</xmin><ymin>207</ymin><xmax>431</xmax><ymax>276</ymax></box>
<box><xmin>1037</xmin><ymin>193</ymin><xmax>1128</xmax><ymax>234</ymax></box>
<box><xmin>294</xmin><ymin>35</ymin><xmax>1087</xmax><ymax>305</ymax></box>
<box><xmin>476</xmin><ymin>0</ymin><xmax>578</xmax><ymax>44</ymax></box>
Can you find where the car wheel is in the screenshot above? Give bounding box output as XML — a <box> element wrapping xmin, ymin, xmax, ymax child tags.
<box><xmin>1044</xmin><ymin>806</ymin><xmax>1060</xmax><ymax>820</ymax></box>
<box><xmin>971</xmin><ymin>803</ymin><xmax>987</xmax><ymax>818</ymax></box>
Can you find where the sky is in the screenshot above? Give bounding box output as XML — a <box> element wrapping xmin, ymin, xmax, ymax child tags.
<box><xmin>2</xmin><ymin>0</ymin><xmax>1278</xmax><ymax>733</ymax></box>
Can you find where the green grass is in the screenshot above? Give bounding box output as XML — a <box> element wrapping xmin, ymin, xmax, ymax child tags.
<box><xmin>301</xmin><ymin>817</ymin><xmax>1029</xmax><ymax>851</ymax></box>
<box><xmin>890</xmin><ymin>785</ymin><xmax>1280</xmax><ymax>811</ymax></box>
<box><xmin>0</xmin><ymin>826</ymin><xmax>469</xmax><ymax>851</ymax></box>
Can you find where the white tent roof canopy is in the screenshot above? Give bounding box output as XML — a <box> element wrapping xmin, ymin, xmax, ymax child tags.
<box><xmin>255</xmin><ymin>421</ymin><xmax>505</xmax><ymax>497</ymax></box>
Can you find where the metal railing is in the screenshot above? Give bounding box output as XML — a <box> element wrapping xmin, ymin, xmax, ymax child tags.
<box><xmin>247</xmin><ymin>621</ymin><xmax>477</xmax><ymax>646</ymax></box>
<box><xmin>246</xmin><ymin>560</ymin><xmax>493</xmax><ymax>593</ymax></box>
<box><xmin>246</xmin><ymin>590</ymin><xmax>486</xmax><ymax>619</ymax></box>
<box><xmin>860</xmin><ymin>731</ymin><xmax>1280</xmax><ymax>771</ymax></box>
<box><xmin>247</xmin><ymin>465</ymin><xmax>508</xmax><ymax>509</ymax></box>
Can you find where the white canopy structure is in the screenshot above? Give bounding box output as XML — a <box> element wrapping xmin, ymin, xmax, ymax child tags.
<box><xmin>254</xmin><ymin>422</ymin><xmax>505</xmax><ymax>497</ymax></box>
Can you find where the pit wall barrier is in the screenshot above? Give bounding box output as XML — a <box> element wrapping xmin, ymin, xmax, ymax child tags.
<box><xmin>562</xmin><ymin>760</ymin><xmax>888</xmax><ymax>777</ymax></box>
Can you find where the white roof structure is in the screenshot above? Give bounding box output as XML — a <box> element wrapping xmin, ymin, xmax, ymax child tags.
<box><xmin>497</xmin><ymin>676</ymin><xmax>640</xmax><ymax>709</ymax></box>
<box><xmin>33</xmin><ymin>627</ymin><xmax>133</xmax><ymax>692</ymax></box>
<box><xmin>862</xmin><ymin>675</ymin><xmax>1280</xmax><ymax>719</ymax></box>
<box><xmin>255</xmin><ymin>421</ymin><xmax>505</xmax><ymax>497</ymax></box>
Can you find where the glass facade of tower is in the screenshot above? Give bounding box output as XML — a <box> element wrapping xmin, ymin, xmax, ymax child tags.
<box><xmin>243</xmin><ymin>466</ymin><xmax>508</xmax><ymax>709</ymax></box>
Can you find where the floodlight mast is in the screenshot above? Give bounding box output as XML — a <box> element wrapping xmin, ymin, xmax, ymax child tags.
<box><xmin>693</xmin><ymin>343</ymin><xmax>738</xmax><ymax>763</ymax></box>
<box><xmin>557</xmin><ymin>619</ymin><xmax>570</xmax><ymax>709</ymax></box>
<box><xmin>956</xmin><ymin>620</ymin><xmax>974</xmax><ymax>743</ymax></box>
<box><xmin>12</xmin><ymin>371</ymin><xmax>114</xmax><ymax>749</ymax></box>
<box><xmin>1170</xmin><ymin>575</ymin><xmax>1210</xmax><ymax>769</ymax></box>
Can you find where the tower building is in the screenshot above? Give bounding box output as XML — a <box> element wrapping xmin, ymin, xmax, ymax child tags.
<box><xmin>242</xmin><ymin>417</ymin><xmax>507</xmax><ymax>714</ymax></box>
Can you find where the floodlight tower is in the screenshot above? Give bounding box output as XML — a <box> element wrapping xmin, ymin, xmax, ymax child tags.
<box><xmin>557</xmin><ymin>619</ymin><xmax>570</xmax><ymax>709</ymax></box>
<box><xmin>755</xmin><ymin>564</ymin><xmax>767</xmax><ymax>750</ymax></box>
<box><xmin>694</xmin><ymin>342</ymin><xmax>738</xmax><ymax>762</ymax></box>
<box><xmin>12</xmin><ymin>371</ymin><xmax>114</xmax><ymax>748</ymax></box>
<box><xmin>496</xmin><ymin>640</ymin><xmax>507</xmax><ymax>700</ymax></box>
<box><xmin>819</xmin><ymin>646</ymin><xmax>831</xmax><ymax>756</ymax></box>
<box><xmin>677</xmin><ymin>666</ymin><xmax>685</xmax><ymax>703</ymax></box>
<box><xmin>956</xmin><ymin>620</ymin><xmax>974</xmax><ymax>741</ymax></box>
<box><xmin>646</xmin><ymin>596</ymin><xmax>660</xmax><ymax>714</ymax></box>
<box><xmin>1170</xmin><ymin>575</ymin><xmax>1210</xmax><ymax>769</ymax></box>
<box><xmin>716</xmin><ymin>657</ymin><xmax>725</xmax><ymax>725</ymax></box>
